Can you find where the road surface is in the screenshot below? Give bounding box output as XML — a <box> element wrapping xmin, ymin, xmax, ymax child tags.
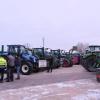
<box><xmin>0</xmin><ymin>65</ymin><xmax>100</xmax><ymax>100</ymax></box>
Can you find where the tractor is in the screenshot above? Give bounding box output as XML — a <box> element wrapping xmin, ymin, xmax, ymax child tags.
<box><xmin>50</xmin><ymin>49</ymin><xmax>72</xmax><ymax>68</ymax></box>
<box><xmin>50</xmin><ymin>49</ymin><xmax>61</xmax><ymax>68</ymax></box>
<box><xmin>62</xmin><ymin>47</ymin><xmax>80</xmax><ymax>67</ymax></box>
<box><xmin>33</xmin><ymin>48</ymin><xmax>63</xmax><ymax>69</ymax></box>
<box><xmin>61</xmin><ymin>52</ymin><xmax>73</xmax><ymax>67</ymax></box>
<box><xmin>69</xmin><ymin>46</ymin><xmax>80</xmax><ymax>65</ymax></box>
<box><xmin>81</xmin><ymin>45</ymin><xmax>100</xmax><ymax>72</ymax></box>
<box><xmin>0</xmin><ymin>45</ymin><xmax>39</xmax><ymax>75</ymax></box>
<box><xmin>32</xmin><ymin>47</ymin><xmax>51</xmax><ymax>70</ymax></box>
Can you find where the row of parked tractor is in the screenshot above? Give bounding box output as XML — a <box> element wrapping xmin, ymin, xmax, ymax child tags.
<box><xmin>0</xmin><ymin>45</ymin><xmax>80</xmax><ymax>75</ymax></box>
<box><xmin>80</xmin><ymin>45</ymin><xmax>100</xmax><ymax>82</ymax></box>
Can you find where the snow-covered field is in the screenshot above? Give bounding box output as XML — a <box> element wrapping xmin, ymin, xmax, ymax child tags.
<box><xmin>0</xmin><ymin>78</ymin><xmax>100</xmax><ymax>100</ymax></box>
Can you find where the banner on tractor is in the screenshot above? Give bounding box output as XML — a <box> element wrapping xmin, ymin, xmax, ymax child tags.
<box><xmin>39</xmin><ymin>60</ymin><xmax>47</xmax><ymax>68</ymax></box>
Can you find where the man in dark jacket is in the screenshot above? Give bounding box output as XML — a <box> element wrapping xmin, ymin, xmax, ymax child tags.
<box><xmin>47</xmin><ymin>55</ymin><xmax>53</xmax><ymax>73</ymax></box>
<box><xmin>6</xmin><ymin>53</ymin><xmax>15</xmax><ymax>82</ymax></box>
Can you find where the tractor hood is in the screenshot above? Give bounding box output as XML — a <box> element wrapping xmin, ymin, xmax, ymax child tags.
<box><xmin>21</xmin><ymin>53</ymin><xmax>38</xmax><ymax>63</ymax></box>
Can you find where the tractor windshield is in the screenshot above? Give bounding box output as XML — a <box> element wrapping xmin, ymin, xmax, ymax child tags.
<box><xmin>27</xmin><ymin>50</ymin><xmax>32</xmax><ymax>55</ymax></box>
<box><xmin>33</xmin><ymin>48</ymin><xmax>43</xmax><ymax>55</ymax></box>
<box><xmin>20</xmin><ymin>47</ymin><xmax>32</xmax><ymax>55</ymax></box>
<box><xmin>20</xmin><ymin>46</ymin><xmax>26</xmax><ymax>54</ymax></box>
<box><xmin>8</xmin><ymin>46</ymin><xmax>19</xmax><ymax>54</ymax></box>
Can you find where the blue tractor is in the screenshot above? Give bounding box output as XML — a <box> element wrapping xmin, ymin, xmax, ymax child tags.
<box><xmin>0</xmin><ymin>45</ymin><xmax>39</xmax><ymax>75</ymax></box>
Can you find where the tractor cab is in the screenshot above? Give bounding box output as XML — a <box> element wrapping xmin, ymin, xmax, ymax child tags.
<box><xmin>51</xmin><ymin>49</ymin><xmax>61</xmax><ymax>59</ymax></box>
<box><xmin>32</xmin><ymin>47</ymin><xmax>51</xmax><ymax>69</ymax></box>
<box><xmin>7</xmin><ymin>45</ymin><xmax>37</xmax><ymax>62</ymax></box>
<box><xmin>8</xmin><ymin>45</ymin><xmax>31</xmax><ymax>54</ymax></box>
<box><xmin>86</xmin><ymin>45</ymin><xmax>100</xmax><ymax>54</ymax></box>
<box><xmin>33</xmin><ymin>48</ymin><xmax>45</xmax><ymax>60</ymax></box>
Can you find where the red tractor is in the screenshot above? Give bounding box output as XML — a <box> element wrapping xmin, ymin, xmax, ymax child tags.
<box><xmin>69</xmin><ymin>47</ymin><xmax>80</xmax><ymax>65</ymax></box>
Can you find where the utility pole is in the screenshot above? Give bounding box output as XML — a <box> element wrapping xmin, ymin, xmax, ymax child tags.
<box><xmin>42</xmin><ymin>37</ymin><xmax>45</xmax><ymax>59</ymax></box>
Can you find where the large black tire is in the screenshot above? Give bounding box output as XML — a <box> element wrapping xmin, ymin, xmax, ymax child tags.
<box><xmin>21</xmin><ymin>62</ymin><xmax>33</xmax><ymax>75</ymax></box>
<box><xmin>83</xmin><ymin>55</ymin><xmax>96</xmax><ymax>72</ymax></box>
<box><xmin>33</xmin><ymin>62</ymin><xmax>39</xmax><ymax>72</ymax></box>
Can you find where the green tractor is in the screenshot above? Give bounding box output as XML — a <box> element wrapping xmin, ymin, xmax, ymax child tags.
<box><xmin>82</xmin><ymin>45</ymin><xmax>100</xmax><ymax>72</ymax></box>
<box><xmin>51</xmin><ymin>49</ymin><xmax>73</xmax><ymax>68</ymax></box>
<box><xmin>50</xmin><ymin>49</ymin><xmax>61</xmax><ymax>68</ymax></box>
<box><xmin>32</xmin><ymin>47</ymin><xmax>51</xmax><ymax>70</ymax></box>
<box><xmin>61</xmin><ymin>52</ymin><xmax>72</xmax><ymax>67</ymax></box>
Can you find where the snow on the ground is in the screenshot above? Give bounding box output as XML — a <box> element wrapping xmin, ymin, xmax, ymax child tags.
<box><xmin>72</xmin><ymin>89</ymin><xmax>100</xmax><ymax>100</ymax></box>
<box><xmin>0</xmin><ymin>78</ymin><xmax>100</xmax><ymax>100</ymax></box>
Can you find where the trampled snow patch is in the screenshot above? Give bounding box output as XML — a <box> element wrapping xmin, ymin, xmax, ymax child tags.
<box><xmin>72</xmin><ymin>89</ymin><xmax>100</xmax><ymax>100</ymax></box>
<box><xmin>55</xmin><ymin>82</ymin><xmax>75</xmax><ymax>88</ymax></box>
<box><xmin>0</xmin><ymin>78</ymin><xmax>100</xmax><ymax>100</ymax></box>
<box><xmin>41</xmin><ymin>91</ymin><xmax>50</xmax><ymax>95</ymax></box>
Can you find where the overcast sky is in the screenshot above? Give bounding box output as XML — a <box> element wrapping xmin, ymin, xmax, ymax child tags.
<box><xmin>0</xmin><ymin>0</ymin><xmax>100</xmax><ymax>50</ymax></box>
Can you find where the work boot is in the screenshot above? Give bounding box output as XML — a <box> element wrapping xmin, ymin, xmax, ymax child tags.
<box><xmin>0</xmin><ymin>80</ymin><xmax>3</xmax><ymax>83</ymax></box>
<box><xmin>10</xmin><ymin>78</ymin><xmax>14</xmax><ymax>82</ymax></box>
<box><xmin>6</xmin><ymin>80</ymin><xmax>10</xmax><ymax>82</ymax></box>
<box><xmin>16</xmin><ymin>77</ymin><xmax>20</xmax><ymax>80</ymax></box>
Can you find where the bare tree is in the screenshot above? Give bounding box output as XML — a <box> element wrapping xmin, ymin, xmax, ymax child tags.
<box><xmin>77</xmin><ymin>42</ymin><xmax>89</xmax><ymax>53</ymax></box>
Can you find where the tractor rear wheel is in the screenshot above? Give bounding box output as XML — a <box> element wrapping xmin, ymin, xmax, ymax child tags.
<box><xmin>97</xmin><ymin>77</ymin><xmax>100</xmax><ymax>82</ymax></box>
<box><xmin>62</xmin><ymin>59</ymin><xmax>70</xmax><ymax>67</ymax></box>
<box><xmin>96</xmin><ymin>70</ymin><xmax>100</xmax><ymax>82</ymax></box>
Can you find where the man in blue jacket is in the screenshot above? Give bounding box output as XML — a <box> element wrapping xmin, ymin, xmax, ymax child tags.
<box><xmin>15</xmin><ymin>54</ymin><xmax>21</xmax><ymax>80</ymax></box>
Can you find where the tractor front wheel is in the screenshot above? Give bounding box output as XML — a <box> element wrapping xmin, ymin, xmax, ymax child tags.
<box><xmin>21</xmin><ymin>62</ymin><xmax>33</xmax><ymax>75</ymax></box>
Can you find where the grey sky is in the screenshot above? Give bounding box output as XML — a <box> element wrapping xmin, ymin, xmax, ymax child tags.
<box><xmin>0</xmin><ymin>0</ymin><xmax>100</xmax><ymax>50</ymax></box>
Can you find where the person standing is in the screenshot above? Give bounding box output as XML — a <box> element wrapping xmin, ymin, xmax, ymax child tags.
<box><xmin>0</xmin><ymin>56</ymin><xmax>7</xmax><ymax>83</ymax></box>
<box><xmin>47</xmin><ymin>55</ymin><xmax>53</xmax><ymax>73</ymax></box>
<box><xmin>6</xmin><ymin>53</ymin><xmax>15</xmax><ymax>82</ymax></box>
<box><xmin>15</xmin><ymin>54</ymin><xmax>21</xmax><ymax>80</ymax></box>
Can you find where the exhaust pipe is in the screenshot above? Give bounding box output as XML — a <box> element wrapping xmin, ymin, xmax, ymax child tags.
<box><xmin>1</xmin><ymin>45</ymin><xmax>4</xmax><ymax>53</ymax></box>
